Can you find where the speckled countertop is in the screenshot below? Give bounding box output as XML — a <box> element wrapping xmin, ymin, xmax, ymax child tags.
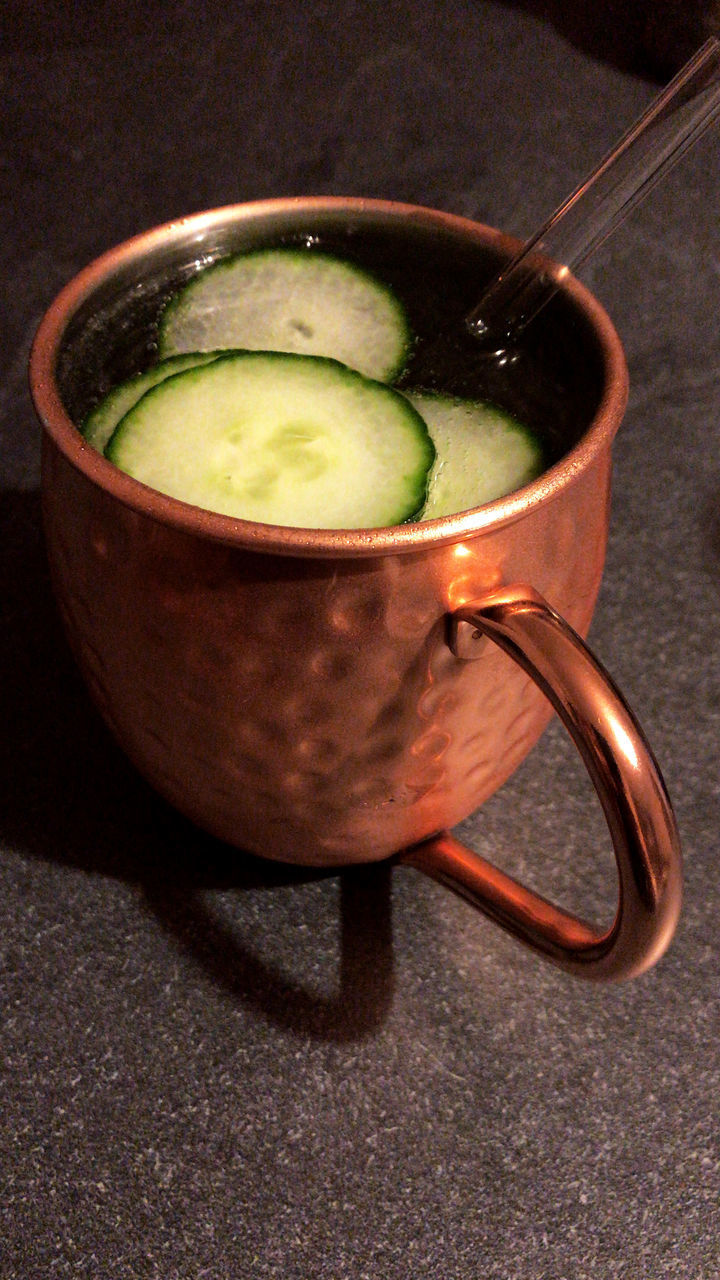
<box><xmin>2</xmin><ymin>2</ymin><xmax>719</xmax><ymax>1276</ymax></box>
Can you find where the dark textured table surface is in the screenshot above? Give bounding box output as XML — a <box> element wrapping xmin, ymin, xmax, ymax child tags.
<box><xmin>3</xmin><ymin>3</ymin><xmax>720</xmax><ymax>1276</ymax></box>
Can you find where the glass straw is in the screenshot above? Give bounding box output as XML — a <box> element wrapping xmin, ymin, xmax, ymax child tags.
<box><xmin>467</xmin><ymin>38</ymin><xmax>720</xmax><ymax>344</ymax></box>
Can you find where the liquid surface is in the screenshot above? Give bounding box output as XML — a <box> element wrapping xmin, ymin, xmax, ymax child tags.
<box><xmin>59</xmin><ymin>216</ymin><xmax>607</xmax><ymax>516</ymax></box>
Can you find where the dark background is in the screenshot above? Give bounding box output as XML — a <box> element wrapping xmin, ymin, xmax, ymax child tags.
<box><xmin>2</xmin><ymin>2</ymin><xmax>719</xmax><ymax>1276</ymax></box>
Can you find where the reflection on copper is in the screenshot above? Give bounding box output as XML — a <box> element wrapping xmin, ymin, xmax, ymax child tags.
<box><xmin>604</xmin><ymin>710</ymin><xmax>641</xmax><ymax>772</ymax></box>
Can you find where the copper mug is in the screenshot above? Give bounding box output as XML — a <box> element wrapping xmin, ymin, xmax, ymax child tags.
<box><xmin>30</xmin><ymin>197</ymin><xmax>682</xmax><ymax>981</ymax></box>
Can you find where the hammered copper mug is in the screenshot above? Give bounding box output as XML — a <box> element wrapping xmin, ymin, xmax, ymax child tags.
<box><xmin>29</xmin><ymin>197</ymin><xmax>682</xmax><ymax>981</ymax></box>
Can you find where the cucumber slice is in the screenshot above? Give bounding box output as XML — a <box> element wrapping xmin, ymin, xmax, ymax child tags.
<box><xmin>106</xmin><ymin>351</ymin><xmax>434</xmax><ymax>529</ymax></box>
<box><xmin>158</xmin><ymin>248</ymin><xmax>410</xmax><ymax>383</ymax></box>
<box><xmin>82</xmin><ymin>351</ymin><xmax>222</xmax><ymax>453</ymax></box>
<box><xmin>408</xmin><ymin>392</ymin><xmax>543</xmax><ymax>520</ymax></box>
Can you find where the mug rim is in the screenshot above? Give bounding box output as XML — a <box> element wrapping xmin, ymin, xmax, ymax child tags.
<box><xmin>29</xmin><ymin>196</ymin><xmax>629</xmax><ymax>559</ymax></box>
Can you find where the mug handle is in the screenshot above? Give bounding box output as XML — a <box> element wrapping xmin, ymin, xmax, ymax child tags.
<box><xmin>398</xmin><ymin>585</ymin><xmax>682</xmax><ymax>981</ymax></box>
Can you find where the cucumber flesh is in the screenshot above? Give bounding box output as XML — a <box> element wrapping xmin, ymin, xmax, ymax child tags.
<box><xmin>82</xmin><ymin>351</ymin><xmax>222</xmax><ymax>453</ymax></box>
<box><xmin>158</xmin><ymin>248</ymin><xmax>410</xmax><ymax>383</ymax></box>
<box><xmin>106</xmin><ymin>351</ymin><xmax>434</xmax><ymax>529</ymax></box>
<box><xmin>408</xmin><ymin>391</ymin><xmax>543</xmax><ymax>520</ymax></box>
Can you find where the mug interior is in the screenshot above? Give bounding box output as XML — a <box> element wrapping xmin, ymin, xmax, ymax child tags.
<box><xmin>34</xmin><ymin>199</ymin><xmax>626</xmax><ymax>555</ymax></box>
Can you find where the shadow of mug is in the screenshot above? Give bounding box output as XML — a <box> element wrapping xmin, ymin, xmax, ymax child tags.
<box><xmin>0</xmin><ymin>487</ymin><xmax>394</xmax><ymax>1039</ymax></box>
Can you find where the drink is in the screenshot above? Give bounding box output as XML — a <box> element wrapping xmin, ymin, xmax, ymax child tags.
<box><xmin>62</xmin><ymin>217</ymin><xmax>607</xmax><ymax>527</ymax></box>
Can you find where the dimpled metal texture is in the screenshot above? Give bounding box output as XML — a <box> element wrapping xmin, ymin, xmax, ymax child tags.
<box><xmin>32</xmin><ymin>199</ymin><xmax>626</xmax><ymax>868</ymax></box>
<box><xmin>40</xmin><ymin>439</ymin><xmax>610</xmax><ymax>866</ymax></box>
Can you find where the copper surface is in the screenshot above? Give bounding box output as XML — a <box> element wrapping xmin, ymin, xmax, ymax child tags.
<box><xmin>29</xmin><ymin>197</ymin><xmax>682</xmax><ymax>979</ymax></box>
<box><xmin>403</xmin><ymin>587</ymin><xmax>682</xmax><ymax>980</ymax></box>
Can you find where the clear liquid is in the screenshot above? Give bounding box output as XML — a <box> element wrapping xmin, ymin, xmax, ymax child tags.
<box><xmin>58</xmin><ymin>215</ymin><xmax>607</xmax><ymax>477</ymax></box>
